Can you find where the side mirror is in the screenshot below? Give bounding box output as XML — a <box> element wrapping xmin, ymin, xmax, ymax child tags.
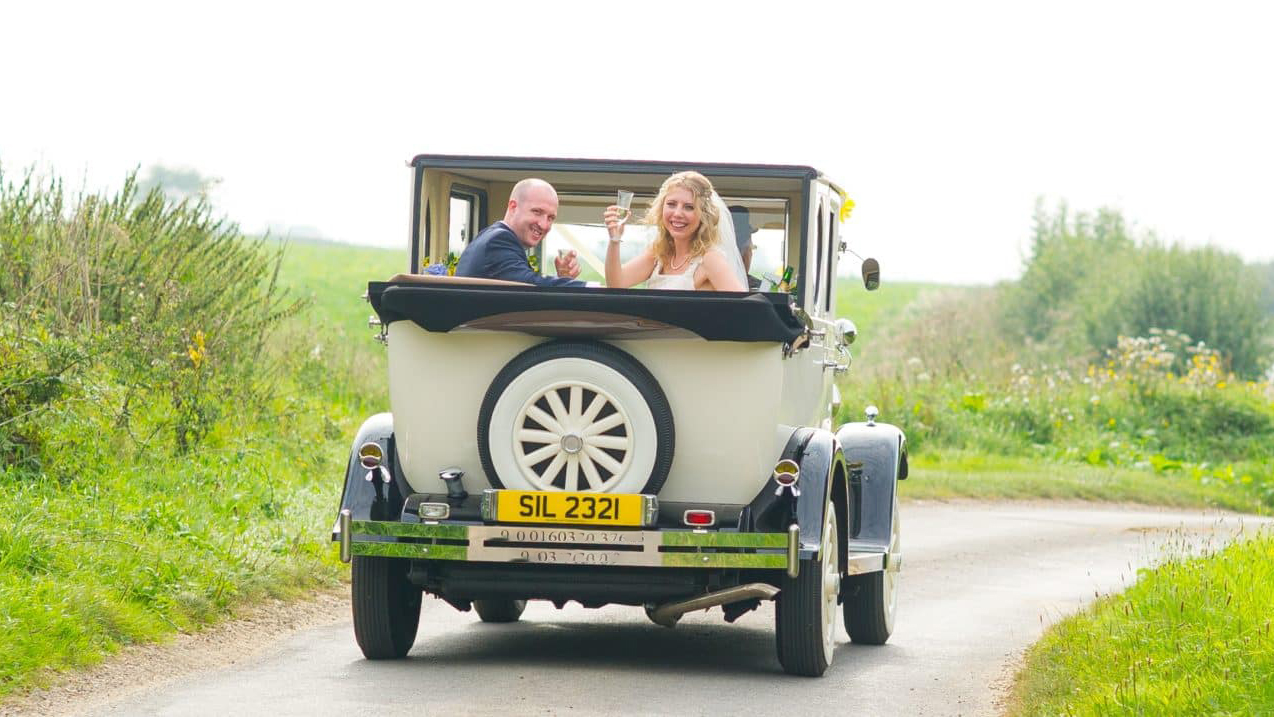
<box><xmin>861</xmin><ymin>257</ymin><xmax>880</xmax><ymax>291</ymax></box>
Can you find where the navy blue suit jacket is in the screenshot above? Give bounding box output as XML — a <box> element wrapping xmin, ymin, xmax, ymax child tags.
<box><xmin>454</xmin><ymin>222</ymin><xmax>584</xmax><ymax>287</ymax></box>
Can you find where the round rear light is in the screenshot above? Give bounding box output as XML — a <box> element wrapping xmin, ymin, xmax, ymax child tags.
<box><xmin>358</xmin><ymin>441</ymin><xmax>384</xmax><ymax>470</ymax></box>
<box><xmin>772</xmin><ymin>459</ymin><xmax>800</xmax><ymax>486</ymax></box>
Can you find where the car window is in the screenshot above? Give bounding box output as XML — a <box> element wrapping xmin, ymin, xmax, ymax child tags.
<box><xmin>825</xmin><ymin>204</ymin><xmax>837</xmax><ymax>312</ymax></box>
<box><xmin>730</xmin><ymin>198</ymin><xmax>789</xmax><ymax>285</ymax></box>
<box><xmin>814</xmin><ymin>200</ymin><xmax>826</xmax><ymax>309</ymax></box>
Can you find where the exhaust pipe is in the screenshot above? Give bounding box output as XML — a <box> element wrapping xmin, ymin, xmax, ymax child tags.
<box><xmin>648</xmin><ymin>583</ymin><xmax>780</xmax><ymax>628</ymax></box>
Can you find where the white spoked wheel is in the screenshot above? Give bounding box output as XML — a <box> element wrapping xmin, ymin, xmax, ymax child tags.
<box><xmin>479</xmin><ymin>342</ymin><xmax>674</xmax><ymax>495</ymax></box>
<box><xmin>883</xmin><ymin>506</ymin><xmax>900</xmax><ymax>630</ymax></box>
<box><xmin>819</xmin><ymin>510</ymin><xmax>841</xmax><ymax>662</ymax></box>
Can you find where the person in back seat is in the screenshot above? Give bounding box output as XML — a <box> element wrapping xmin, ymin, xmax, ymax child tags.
<box><xmin>454</xmin><ymin>178</ymin><xmax>584</xmax><ymax>286</ymax></box>
<box><xmin>601</xmin><ymin>171</ymin><xmax>746</xmax><ymax>291</ymax></box>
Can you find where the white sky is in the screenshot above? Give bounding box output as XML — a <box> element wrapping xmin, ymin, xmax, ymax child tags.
<box><xmin>3</xmin><ymin>0</ymin><xmax>1272</xmax><ymax>283</ymax></box>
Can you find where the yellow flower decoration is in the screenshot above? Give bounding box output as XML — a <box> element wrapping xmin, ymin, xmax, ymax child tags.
<box><xmin>838</xmin><ymin>190</ymin><xmax>856</xmax><ymax>222</ymax></box>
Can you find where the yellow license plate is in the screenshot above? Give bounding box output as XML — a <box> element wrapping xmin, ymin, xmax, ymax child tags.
<box><xmin>493</xmin><ymin>491</ymin><xmax>648</xmax><ymax>527</ymax></box>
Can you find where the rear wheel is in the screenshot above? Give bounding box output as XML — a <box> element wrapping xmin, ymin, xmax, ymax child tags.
<box><xmin>351</xmin><ymin>555</ymin><xmax>422</xmax><ymax>659</ymax></box>
<box><xmin>775</xmin><ymin>505</ymin><xmax>840</xmax><ymax>676</ymax></box>
<box><xmin>844</xmin><ymin>503</ymin><xmax>900</xmax><ymax>644</ymax></box>
<box><xmin>473</xmin><ymin>599</ymin><xmax>527</xmax><ymax>623</ymax></box>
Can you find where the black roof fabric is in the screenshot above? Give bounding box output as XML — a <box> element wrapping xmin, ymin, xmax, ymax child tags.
<box><xmin>369</xmin><ymin>282</ymin><xmax>805</xmax><ymax>343</ymax></box>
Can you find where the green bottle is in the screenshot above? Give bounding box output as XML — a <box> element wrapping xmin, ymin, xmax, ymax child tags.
<box><xmin>777</xmin><ymin>266</ymin><xmax>794</xmax><ymax>292</ymax></box>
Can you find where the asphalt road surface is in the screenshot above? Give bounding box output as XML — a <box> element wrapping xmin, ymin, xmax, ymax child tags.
<box><xmin>27</xmin><ymin>502</ymin><xmax>1270</xmax><ymax>717</ymax></box>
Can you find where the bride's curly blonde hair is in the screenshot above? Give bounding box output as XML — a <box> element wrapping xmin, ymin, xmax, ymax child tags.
<box><xmin>641</xmin><ymin>171</ymin><xmax>721</xmax><ymax>268</ymax></box>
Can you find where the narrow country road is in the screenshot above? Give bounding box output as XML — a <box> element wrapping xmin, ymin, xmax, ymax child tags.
<box><xmin>9</xmin><ymin>502</ymin><xmax>1267</xmax><ymax>717</ymax></box>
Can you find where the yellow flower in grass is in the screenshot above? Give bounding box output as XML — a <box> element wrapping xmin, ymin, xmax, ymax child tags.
<box><xmin>187</xmin><ymin>330</ymin><xmax>206</xmax><ymax>368</ymax></box>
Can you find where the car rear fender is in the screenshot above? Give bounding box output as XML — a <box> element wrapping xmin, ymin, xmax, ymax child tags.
<box><xmin>835</xmin><ymin>421</ymin><xmax>905</xmax><ymax>553</ymax></box>
<box><xmin>334</xmin><ymin>413</ymin><xmax>409</xmax><ymax>533</ymax></box>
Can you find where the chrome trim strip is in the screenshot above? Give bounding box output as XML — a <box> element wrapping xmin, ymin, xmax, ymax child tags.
<box><xmin>786</xmin><ymin>523</ymin><xmax>801</xmax><ymax>578</ymax></box>
<box><xmin>648</xmin><ymin>583</ymin><xmax>780</xmax><ymax>627</ymax></box>
<box><xmin>339</xmin><ymin>509</ymin><xmax>351</xmax><ymax>563</ymax></box>
<box><xmin>481</xmin><ymin>489</ymin><xmax>497</xmax><ymax>521</ymax></box>
<box><xmin>643</xmin><ymin>495</ymin><xmax>659</xmax><ymax>526</ymax></box>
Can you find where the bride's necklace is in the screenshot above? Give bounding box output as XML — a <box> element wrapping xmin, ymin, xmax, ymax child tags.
<box><xmin>668</xmin><ymin>252</ymin><xmax>690</xmax><ymax>271</ymax></box>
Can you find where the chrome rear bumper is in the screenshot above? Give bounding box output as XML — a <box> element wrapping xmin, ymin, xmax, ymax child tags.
<box><xmin>340</xmin><ymin>519</ymin><xmax>795</xmax><ymax>571</ymax></box>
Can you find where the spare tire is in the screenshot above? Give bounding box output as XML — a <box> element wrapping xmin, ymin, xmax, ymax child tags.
<box><xmin>478</xmin><ymin>341</ymin><xmax>674</xmax><ymax>494</ymax></box>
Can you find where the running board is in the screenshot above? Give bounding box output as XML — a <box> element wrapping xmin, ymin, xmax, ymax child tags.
<box><xmin>847</xmin><ymin>550</ymin><xmax>888</xmax><ymax>574</ymax></box>
<box><xmin>648</xmin><ymin>583</ymin><xmax>780</xmax><ymax>628</ymax></box>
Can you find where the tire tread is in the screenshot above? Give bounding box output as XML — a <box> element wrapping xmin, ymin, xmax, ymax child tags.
<box><xmin>351</xmin><ymin>555</ymin><xmax>421</xmax><ymax>659</ymax></box>
<box><xmin>843</xmin><ymin>572</ymin><xmax>891</xmax><ymax>645</ymax></box>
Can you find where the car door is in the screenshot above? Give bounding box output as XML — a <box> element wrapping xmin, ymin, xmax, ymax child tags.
<box><xmin>803</xmin><ymin>184</ymin><xmax>841</xmax><ymax>429</ymax></box>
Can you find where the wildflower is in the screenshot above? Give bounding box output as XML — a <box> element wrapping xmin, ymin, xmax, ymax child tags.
<box><xmin>187</xmin><ymin>330</ymin><xmax>206</xmax><ymax>368</ymax></box>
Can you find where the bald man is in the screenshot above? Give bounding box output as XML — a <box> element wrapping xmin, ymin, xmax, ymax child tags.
<box><xmin>454</xmin><ymin>178</ymin><xmax>584</xmax><ymax>286</ymax></box>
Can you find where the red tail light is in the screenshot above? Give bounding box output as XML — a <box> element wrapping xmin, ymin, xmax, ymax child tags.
<box><xmin>683</xmin><ymin>510</ymin><xmax>716</xmax><ymax>527</ymax></box>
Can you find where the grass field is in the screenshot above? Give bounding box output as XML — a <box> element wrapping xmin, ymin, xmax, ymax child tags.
<box><xmin>273</xmin><ymin>238</ymin><xmax>407</xmax><ymax>331</ymax></box>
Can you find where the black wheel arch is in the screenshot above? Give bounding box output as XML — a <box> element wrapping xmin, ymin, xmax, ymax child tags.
<box><xmin>835</xmin><ymin>420</ymin><xmax>906</xmax><ymax>554</ymax></box>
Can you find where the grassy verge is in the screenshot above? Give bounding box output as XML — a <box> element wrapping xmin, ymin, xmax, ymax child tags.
<box><xmin>0</xmin><ymin>165</ymin><xmax>406</xmax><ymax>699</ymax></box>
<box><xmin>0</xmin><ymin>405</ymin><xmax>348</xmax><ymax>691</ymax></box>
<box><xmin>900</xmin><ymin>450</ymin><xmax>1269</xmax><ymax>513</ymax></box>
<box><xmin>1007</xmin><ymin>530</ymin><xmax>1274</xmax><ymax>715</ymax></box>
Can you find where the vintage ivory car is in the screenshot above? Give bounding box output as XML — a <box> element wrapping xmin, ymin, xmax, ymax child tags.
<box><xmin>334</xmin><ymin>154</ymin><xmax>907</xmax><ymax>677</ymax></box>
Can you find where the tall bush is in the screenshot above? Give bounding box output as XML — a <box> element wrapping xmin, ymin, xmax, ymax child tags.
<box><xmin>1007</xmin><ymin>203</ymin><xmax>1272</xmax><ymax>379</ymax></box>
<box><xmin>1090</xmin><ymin>246</ymin><xmax>1270</xmax><ymax>377</ymax></box>
<box><xmin>0</xmin><ymin>166</ymin><xmax>301</xmax><ymax>462</ymax></box>
<box><xmin>1005</xmin><ymin>202</ymin><xmax>1135</xmax><ymax>346</ymax></box>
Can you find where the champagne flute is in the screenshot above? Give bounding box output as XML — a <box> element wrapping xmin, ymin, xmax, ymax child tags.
<box><xmin>616</xmin><ymin>190</ymin><xmax>634</xmax><ymax>225</ymax></box>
